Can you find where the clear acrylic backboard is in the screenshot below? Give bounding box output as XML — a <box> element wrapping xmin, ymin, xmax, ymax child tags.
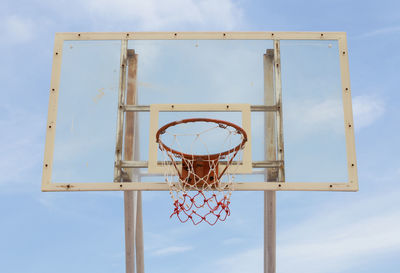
<box><xmin>42</xmin><ymin>32</ymin><xmax>357</xmax><ymax>192</ymax></box>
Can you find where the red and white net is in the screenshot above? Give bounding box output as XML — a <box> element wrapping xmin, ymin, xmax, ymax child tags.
<box><xmin>157</xmin><ymin>119</ymin><xmax>247</xmax><ymax>225</ymax></box>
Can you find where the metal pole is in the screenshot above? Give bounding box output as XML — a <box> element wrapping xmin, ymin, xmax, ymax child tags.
<box><xmin>264</xmin><ymin>49</ymin><xmax>277</xmax><ymax>273</ymax></box>
<box><xmin>132</xmin><ymin>59</ymin><xmax>145</xmax><ymax>273</ymax></box>
<box><xmin>124</xmin><ymin>49</ymin><xmax>140</xmax><ymax>273</ymax></box>
<box><xmin>135</xmin><ymin>190</ymin><xmax>144</xmax><ymax>273</ymax></box>
<box><xmin>124</xmin><ymin>191</ymin><xmax>136</xmax><ymax>273</ymax></box>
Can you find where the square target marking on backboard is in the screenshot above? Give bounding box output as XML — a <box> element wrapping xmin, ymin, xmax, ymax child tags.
<box><xmin>147</xmin><ymin>104</ymin><xmax>252</xmax><ymax>175</ymax></box>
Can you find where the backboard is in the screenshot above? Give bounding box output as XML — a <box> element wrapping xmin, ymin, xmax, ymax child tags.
<box><xmin>42</xmin><ymin>32</ymin><xmax>358</xmax><ymax>192</ymax></box>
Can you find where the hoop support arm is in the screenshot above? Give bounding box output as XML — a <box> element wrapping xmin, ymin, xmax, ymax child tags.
<box><xmin>118</xmin><ymin>160</ymin><xmax>283</xmax><ymax>169</ymax></box>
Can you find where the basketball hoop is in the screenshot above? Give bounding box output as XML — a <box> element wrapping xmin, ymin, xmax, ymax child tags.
<box><xmin>156</xmin><ymin>118</ymin><xmax>247</xmax><ymax>225</ymax></box>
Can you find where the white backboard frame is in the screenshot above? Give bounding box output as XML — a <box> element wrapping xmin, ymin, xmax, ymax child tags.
<box><xmin>42</xmin><ymin>32</ymin><xmax>358</xmax><ymax>192</ymax></box>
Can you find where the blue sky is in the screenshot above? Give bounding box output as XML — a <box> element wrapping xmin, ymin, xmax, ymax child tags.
<box><xmin>1</xmin><ymin>0</ymin><xmax>400</xmax><ymax>273</ymax></box>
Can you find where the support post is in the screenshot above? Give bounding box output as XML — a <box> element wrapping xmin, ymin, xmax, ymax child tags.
<box><xmin>134</xmin><ymin>97</ymin><xmax>145</xmax><ymax>273</ymax></box>
<box><xmin>264</xmin><ymin>49</ymin><xmax>277</xmax><ymax>273</ymax></box>
<box><xmin>124</xmin><ymin>49</ymin><xmax>144</xmax><ymax>273</ymax></box>
<box><xmin>135</xmin><ymin>191</ymin><xmax>144</xmax><ymax>273</ymax></box>
<box><xmin>124</xmin><ymin>191</ymin><xmax>136</xmax><ymax>273</ymax></box>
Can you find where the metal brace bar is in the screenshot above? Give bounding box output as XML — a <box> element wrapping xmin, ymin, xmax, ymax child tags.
<box><xmin>119</xmin><ymin>160</ymin><xmax>283</xmax><ymax>168</ymax></box>
<box><xmin>123</xmin><ymin>104</ymin><xmax>279</xmax><ymax>112</ymax></box>
<box><xmin>113</xmin><ymin>40</ymin><xmax>128</xmax><ymax>182</ymax></box>
<box><xmin>273</xmin><ymin>40</ymin><xmax>286</xmax><ymax>182</ymax></box>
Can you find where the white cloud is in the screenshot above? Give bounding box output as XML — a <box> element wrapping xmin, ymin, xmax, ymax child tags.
<box><xmin>284</xmin><ymin>98</ymin><xmax>344</xmax><ymax>138</ymax></box>
<box><xmin>302</xmin><ymin>98</ymin><xmax>343</xmax><ymax>125</ymax></box>
<box><xmin>357</xmin><ymin>26</ymin><xmax>400</xmax><ymax>39</ymax></box>
<box><xmin>352</xmin><ymin>95</ymin><xmax>385</xmax><ymax>129</ymax></box>
<box><xmin>211</xmin><ymin>190</ymin><xmax>400</xmax><ymax>273</ymax></box>
<box><xmin>0</xmin><ymin>105</ymin><xmax>45</xmax><ymax>187</ymax></box>
<box><xmin>222</xmin><ymin>237</ymin><xmax>244</xmax><ymax>245</ymax></box>
<box><xmin>214</xmin><ymin>247</ymin><xmax>262</xmax><ymax>273</ymax></box>
<box><xmin>284</xmin><ymin>94</ymin><xmax>384</xmax><ymax>138</ymax></box>
<box><xmin>0</xmin><ymin>15</ymin><xmax>35</xmax><ymax>44</ymax></box>
<box><xmin>83</xmin><ymin>0</ymin><xmax>243</xmax><ymax>29</ymax></box>
<box><xmin>152</xmin><ymin>245</ymin><xmax>193</xmax><ymax>256</ymax></box>
<box><xmin>38</xmin><ymin>196</ymin><xmax>53</xmax><ymax>208</ymax></box>
<box><xmin>278</xmin><ymin>206</ymin><xmax>400</xmax><ymax>272</ymax></box>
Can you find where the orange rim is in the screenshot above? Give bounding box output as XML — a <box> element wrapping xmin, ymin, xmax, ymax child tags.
<box><xmin>156</xmin><ymin>118</ymin><xmax>247</xmax><ymax>160</ymax></box>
